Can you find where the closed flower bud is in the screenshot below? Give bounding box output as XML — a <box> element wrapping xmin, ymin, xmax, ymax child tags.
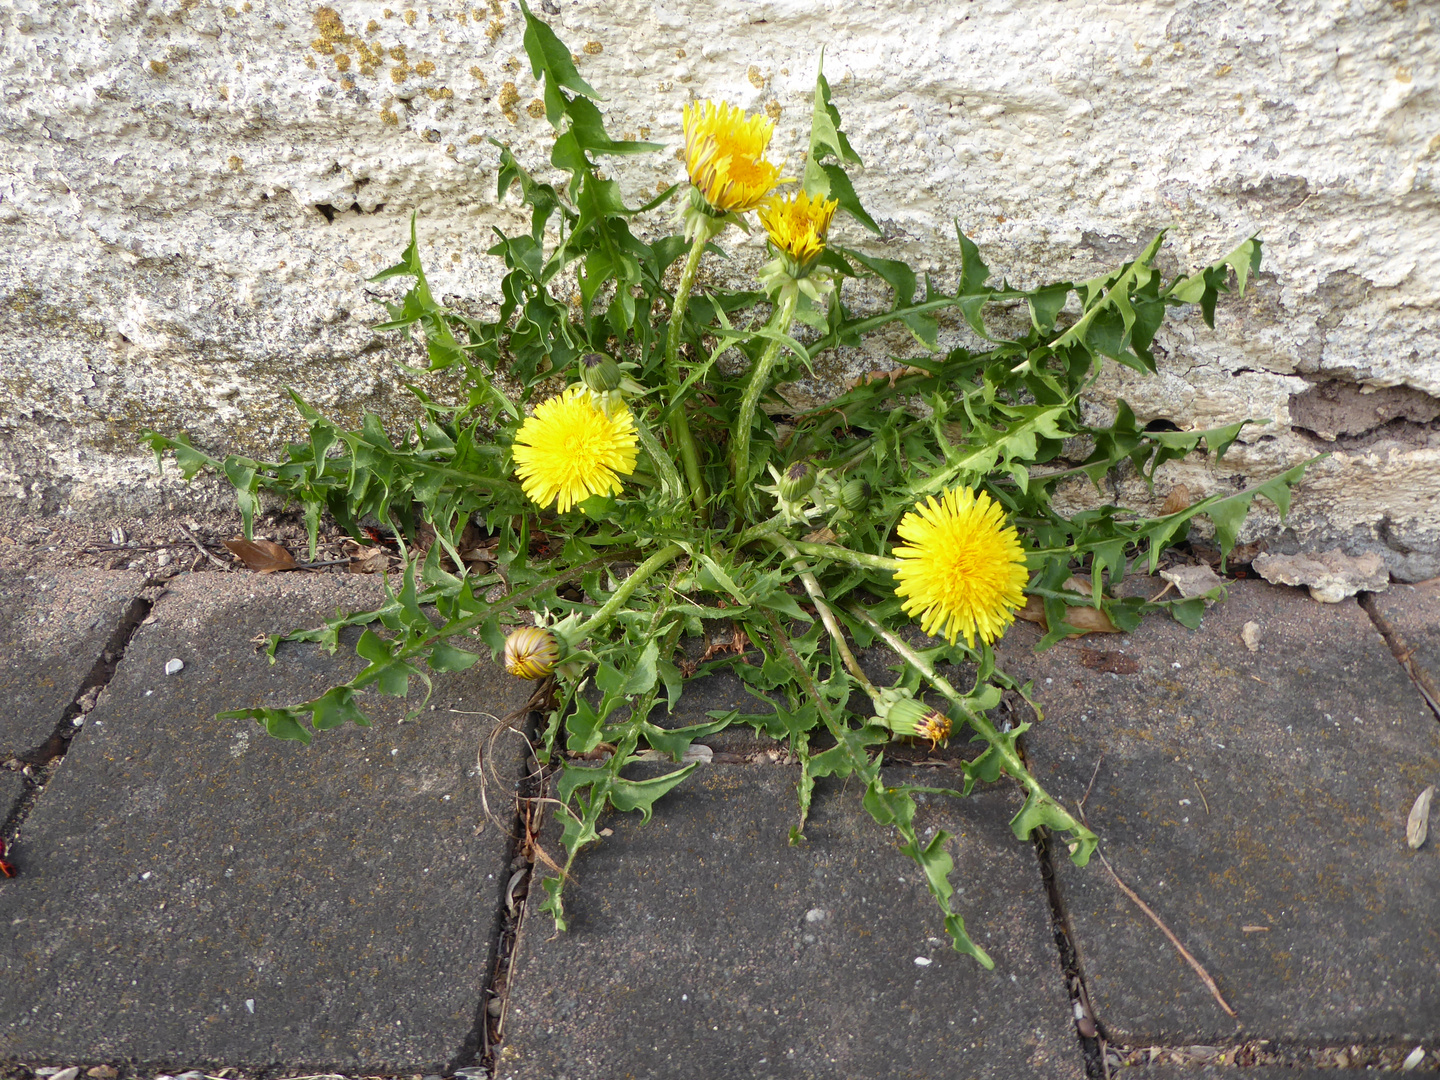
<box><xmin>838</xmin><ymin>478</ymin><xmax>872</xmax><ymax>512</ymax></box>
<box><xmin>580</xmin><ymin>352</ymin><xmax>623</xmax><ymax>394</ymax></box>
<box><xmin>779</xmin><ymin>460</ymin><xmax>816</xmax><ymax>503</ymax></box>
<box><xmin>503</xmin><ymin>626</ymin><xmax>560</xmax><ymax>680</ymax></box>
<box><xmin>877</xmin><ymin>697</ymin><xmax>952</xmax><ymax>749</ymax></box>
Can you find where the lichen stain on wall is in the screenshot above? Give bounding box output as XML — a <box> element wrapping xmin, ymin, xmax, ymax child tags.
<box><xmin>0</xmin><ymin>0</ymin><xmax>1436</xmax><ymax>574</ymax></box>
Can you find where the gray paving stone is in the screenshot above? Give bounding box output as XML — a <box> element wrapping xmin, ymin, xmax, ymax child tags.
<box><xmin>997</xmin><ymin>579</ymin><xmax>1440</xmax><ymax>1045</ymax></box>
<box><xmin>0</xmin><ymin>769</ymin><xmax>25</xmax><ymax>822</ymax></box>
<box><xmin>1127</xmin><ymin>1067</ymin><xmax>1336</xmax><ymax>1079</ymax></box>
<box><xmin>499</xmin><ymin>765</ymin><xmax>1082</xmax><ymax>1080</ymax></box>
<box><xmin>0</xmin><ymin>569</ymin><xmax>145</xmax><ymax>756</ymax></box>
<box><xmin>0</xmin><ymin>573</ymin><xmax>531</xmax><ymax>1070</ymax></box>
<box><xmin>1369</xmin><ymin>578</ymin><xmax>1440</xmax><ymax>707</ymax></box>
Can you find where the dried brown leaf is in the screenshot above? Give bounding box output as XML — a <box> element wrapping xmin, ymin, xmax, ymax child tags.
<box><xmin>224</xmin><ymin>538</ymin><xmax>297</xmax><ymax>574</ymax></box>
<box><xmin>349</xmin><ymin>549</ymin><xmax>390</xmax><ymax>575</ymax></box>
<box><xmin>1063</xmin><ymin>605</ymin><xmax>1121</xmax><ymax>635</ymax></box>
<box><xmin>802</xmin><ymin>527</ymin><xmax>837</xmax><ymax>545</ymax></box>
<box><xmin>1160</xmin><ymin>563</ymin><xmax>1224</xmax><ymax>600</ymax></box>
<box><xmin>1016</xmin><ymin>596</ymin><xmax>1047</xmax><ymax>625</ymax></box>
<box><xmin>1078</xmin><ymin>649</ymin><xmax>1139</xmax><ymax>675</ymax></box>
<box><xmin>1013</xmin><ymin>593</ymin><xmax>1120</xmax><ymax>636</ymax></box>
<box><xmin>1408</xmin><ymin>785</ymin><xmax>1435</xmax><ymax>850</ymax></box>
<box><xmin>1161</xmin><ymin>484</ymin><xmax>1191</xmax><ymax>515</ymax></box>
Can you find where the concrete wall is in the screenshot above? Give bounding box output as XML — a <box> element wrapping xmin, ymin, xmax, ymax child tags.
<box><xmin>2</xmin><ymin>0</ymin><xmax>1437</xmax><ymax>575</ymax></box>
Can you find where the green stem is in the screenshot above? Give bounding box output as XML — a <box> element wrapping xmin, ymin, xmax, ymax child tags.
<box><xmin>731</xmin><ymin>283</ymin><xmax>800</xmax><ymax>496</ymax></box>
<box><xmin>664</xmin><ymin>228</ymin><xmax>720</xmax><ymax>517</ymax></box>
<box><xmin>843</xmin><ymin>602</ymin><xmax>1089</xmax><ymax>840</ymax></box>
<box><xmin>786</xmin><ymin>539</ymin><xmax>899</xmax><ymax>574</ymax></box>
<box><xmin>763</xmin><ymin>534</ymin><xmax>877</xmax><ymax>700</ymax></box>
<box><xmin>573</xmin><ymin>543</ymin><xmax>685</xmax><ymax>641</ymax></box>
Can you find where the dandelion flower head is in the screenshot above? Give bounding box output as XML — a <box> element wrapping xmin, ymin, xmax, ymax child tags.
<box><xmin>760</xmin><ymin>190</ymin><xmax>838</xmax><ymax>271</ymax></box>
<box><xmin>892</xmin><ymin>486</ymin><xmax>1029</xmax><ymax>648</ymax></box>
<box><xmin>682</xmin><ymin>100</ymin><xmax>783</xmax><ymax>215</ymax></box>
<box><xmin>511</xmin><ymin>385</ymin><xmax>638</xmax><ymax>513</ymax></box>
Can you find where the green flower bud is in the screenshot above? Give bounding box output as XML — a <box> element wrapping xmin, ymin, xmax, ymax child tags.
<box><xmin>838</xmin><ymin>478</ymin><xmax>872</xmax><ymax>512</ymax></box>
<box><xmin>877</xmin><ymin>697</ymin><xmax>952</xmax><ymax>748</ymax></box>
<box><xmin>778</xmin><ymin>460</ymin><xmax>816</xmax><ymax>503</ymax></box>
<box><xmin>503</xmin><ymin>626</ymin><xmax>560</xmax><ymax>680</ymax></box>
<box><xmin>580</xmin><ymin>352</ymin><xmax>623</xmax><ymax>393</ymax></box>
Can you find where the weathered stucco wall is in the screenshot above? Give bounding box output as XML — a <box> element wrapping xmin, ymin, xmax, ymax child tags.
<box><xmin>2</xmin><ymin>0</ymin><xmax>1437</xmax><ymax>574</ymax></box>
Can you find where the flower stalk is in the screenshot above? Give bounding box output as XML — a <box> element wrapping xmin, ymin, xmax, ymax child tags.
<box><xmin>845</xmin><ymin>601</ymin><xmax>1096</xmax><ymax>848</ymax></box>
<box><xmin>663</xmin><ymin>223</ymin><xmax>722</xmax><ymax>517</ymax></box>
<box><xmin>731</xmin><ymin>283</ymin><xmax>800</xmax><ymax>496</ymax></box>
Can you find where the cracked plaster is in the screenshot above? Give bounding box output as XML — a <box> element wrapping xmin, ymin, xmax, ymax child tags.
<box><xmin>1</xmin><ymin>0</ymin><xmax>1437</xmax><ymax>574</ymax></box>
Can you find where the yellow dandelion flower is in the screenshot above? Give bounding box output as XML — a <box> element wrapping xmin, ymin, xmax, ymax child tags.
<box><xmin>759</xmin><ymin>190</ymin><xmax>838</xmax><ymax>270</ymax></box>
<box><xmin>512</xmin><ymin>385</ymin><xmax>639</xmax><ymax>513</ymax></box>
<box><xmin>892</xmin><ymin>486</ymin><xmax>1030</xmax><ymax>648</ymax></box>
<box><xmin>682</xmin><ymin>99</ymin><xmax>783</xmax><ymax>215</ymax></box>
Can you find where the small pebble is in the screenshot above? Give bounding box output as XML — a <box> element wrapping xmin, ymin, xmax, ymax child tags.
<box><xmin>1403</xmin><ymin>1046</ymin><xmax>1426</xmax><ymax>1071</ymax></box>
<box><xmin>804</xmin><ymin>907</ymin><xmax>828</xmax><ymax>924</ymax></box>
<box><xmin>87</xmin><ymin>1068</ymin><xmax>118</xmax><ymax>1080</ymax></box>
<box><xmin>245</xmin><ymin>998</ymin><xmax>255</xmax><ymax>1013</ymax></box>
<box><xmin>914</xmin><ymin>956</ymin><xmax>932</xmax><ymax>967</ymax></box>
<box><xmin>165</xmin><ymin>658</ymin><xmax>184</xmax><ymax>676</ymax></box>
<box><xmin>177</xmin><ymin>1072</ymin><xmax>206</xmax><ymax>1080</ymax></box>
<box><xmin>157</xmin><ymin>552</ymin><xmax>173</xmax><ymax>567</ymax></box>
<box><xmin>52</xmin><ymin>1069</ymin><xmax>80</xmax><ymax>1080</ymax></box>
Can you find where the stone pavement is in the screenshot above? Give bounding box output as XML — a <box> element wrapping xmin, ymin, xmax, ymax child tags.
<box><xmin>0</xmin><ymin>567</ymin><xmax>1436</xmax><ymax>1079</ymax></box>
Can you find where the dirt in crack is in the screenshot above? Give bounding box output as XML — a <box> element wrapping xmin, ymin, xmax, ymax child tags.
<box><xmin>3</xmin><ymin>586</ymin><xmax>159</xmax><ymax>838</ymax></box>
<box><xmin>1032</xmin><ymin>828</ymin><xmax>1109</xmax><ymax>1079</ymax></box>
<box><xmin>449</xmin><ymin>695</ymin><xmax>549</xmax><ymax>1078</ymax></box>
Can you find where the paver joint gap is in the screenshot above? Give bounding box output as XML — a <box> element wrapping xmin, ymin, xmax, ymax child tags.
<box><xmin>1358</xmin><ymin>590</ymin><xmax>1440</xmax><ymax>722</ymax></box>
<box><xmin>1031</xmin><ymin>805</ymin><xmax>1108</xmax><ymax>1079</ymax></box>
<box><xmin>458</xmin><ymin>700</ymin><xmax>545</xmax><ymax>1079</ymax></box>
<box><xmin>5</xmin><ymin>580</ymin><xmax>161</xmax><ymax>838</ymax></box>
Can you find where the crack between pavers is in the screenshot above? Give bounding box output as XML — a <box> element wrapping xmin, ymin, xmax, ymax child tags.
<box><xmin>1014</xmin><ymin>727</ymin><xmax>1109</xmax><ymax>1080</ymax></box>
<box><xmin>1031</xmin><ymin>821</ymin><xmax>1109</xmax><ymax>1080</ymax></box>
<box><xmin>449</xmin><ymin>707</ymin><xmax>546</xmax><ymax>1080</ymax></box>
<box><xmin>3</xmin><ymin>576</ymin><xmax>168</xmax><ymax>841</ymax></box>
<box><xmin>1358</xmin><ymin>590</ymin><xmax>1440</xmax><ymax>722</ymax></box>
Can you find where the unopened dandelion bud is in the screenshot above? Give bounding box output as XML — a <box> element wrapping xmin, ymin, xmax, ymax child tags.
<box><xmin>779</xmin><ymin>460</ymin><xmax>816</xmax><ymax>503</ymax></box>
<box><xmin>503</xmin><ymin>626</ymin><xmax>560</xmax><ymax>680</ymax></box>
<box><xmin>878</xmin><ymin>698</ymin><xmax>952</xmax><ymax>748</ymax></box>
<box><xmin>838</xmin><ymin>478</ymin><xmax>872</xmax><ymax>512</ymax></box>
<box><xmin>580</xmin><ymin>352</ymin><xmax>623</xmax><ymax>393</ymax></box>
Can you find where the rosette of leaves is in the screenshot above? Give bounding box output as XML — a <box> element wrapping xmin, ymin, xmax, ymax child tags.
<box><xmin>144</xmin><ymin>0</ymin><xmax>1315</xmax><ymax>967</ymax></box>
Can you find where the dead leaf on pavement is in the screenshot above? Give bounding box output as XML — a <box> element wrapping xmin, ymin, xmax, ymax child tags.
<box><xmin>1161</xmin><ymin>484</ymin><xmax>1191</xmax><ymax>515</ymax></box>
<box><xmin>1160</xmin><ymin>563</ymin><xmax>1225</xmax><ymax>601</ymax></box>
<box><xmin>1015</xmin><ymin>585</ymin><xmax>1121</xmax><ymax>636</ymax></box>
<box><xmin>803</xmin><ymin>527</ymin><xmax>837</xmax><ymax>545</ymax></box>
<box><xmin>1063</xmin><ymin>605</ymin><xmax>1121</xmax><ymax>634</ymax></box>
<box><xmin>1408</xmin><ymin>785</ymin><xmax>1435</xmax><ymax>850</ymax></box>
<box><xmin>349</xmin><ymin>548</ymin><xmax>390</xmax><ymax>575</ymax></box>
<box><xmin>1078</xmin><ymin>649</ymin><xmax>1140</xmax><ymax>675</ymax></box>
<box><xmin>224</xmin><ymin>538</ymin><xmax>297</xmax><ymax>574</ymax></box>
